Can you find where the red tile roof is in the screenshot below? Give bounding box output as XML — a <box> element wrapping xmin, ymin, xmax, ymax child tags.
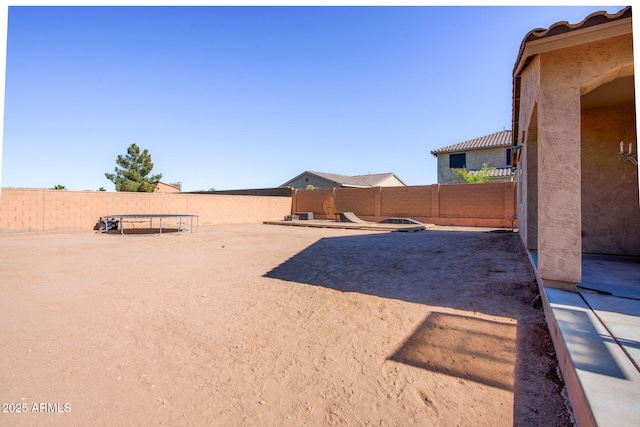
<box><xmin>430</xmin><ymin>130</ymin><xmax>512</xmax><ymax>155</ymax></box>
<box><xmin>511</xmin><ymin>6</ymin><xmax>632</xmax><ymax>148</ymax></box>
<box><xmin>468</xmin><ymin>166</ymin><xmax>514</xmax><ymax>178</ymax></box>
<box><xmin>514</xmin><ymin>6</ymin><xmax>632</xmax><ymax>76</ymax></box>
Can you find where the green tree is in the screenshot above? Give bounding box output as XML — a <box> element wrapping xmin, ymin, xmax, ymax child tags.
<box><xmin>305</xmin><ymin>184</ymin><xmax>316</xmax><ymax>190</ymax></box>
<box><xmin>452</xmin><ymin>163</ymin><xmax>496</xmax><ymax>184</ymax></box>
<box><xmin>105</xmin><ymin>143</ymin><xmax>162</xmax><ymax>192</ymax></box>
<box><xmin>98</xmin><ymin>187</ymin><xmax>106</xmax><ymax>192</ymax></box>
<box><xmin>51</xmin><ymin>184</ymin><xmax>66</xmax><ymax>190</ymax></box>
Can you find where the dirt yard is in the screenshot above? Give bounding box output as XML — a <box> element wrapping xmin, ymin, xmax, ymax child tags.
<box><xmin>0</xmin><ymin>224</ymin><xmax>571</xmax><ymax>426</ymax></box>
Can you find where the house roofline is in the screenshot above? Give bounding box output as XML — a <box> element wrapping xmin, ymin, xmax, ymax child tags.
<box><xmin>430</xmin><ymin>130</ymin><xmax>512</xmax><ymax>156</ymax></box>
<box><xmin>430</xmin><ymin>144</ymin><xmax>512</xmax><ymax>157</ymax></box>
<box><xmin>280</xmin><ymin>171</ymin><xmax>343</xmax><ymax>188</ymax></box>
<box><xmin>281</xmin><ymin>170</ymin><xmax>405</xmax><ymax>188</ymax></box>
<box><xmin>511</xmin><ymin>6</ymin><xmax>632</xmax><ymax>148</ymax></box>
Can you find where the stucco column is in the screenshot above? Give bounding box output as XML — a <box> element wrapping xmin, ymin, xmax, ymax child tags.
<box><xmin>537</xmin><ymin>85</ymin><xmax>582</xmax><ymax>291</ymax></box>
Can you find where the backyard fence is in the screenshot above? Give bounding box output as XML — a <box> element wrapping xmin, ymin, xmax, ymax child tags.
<box><xmin>0</xmin><ymin>182</ymin><xmax>517</xmax><ymax>233</ymax></box>
<box><xmin>292</xmin><ymin>182</ymin><xmax>517</xmax><ymax>228</ymax></box>
<box><xmin>0</xmin><ymin>189</ymin><xmax>291</xmax><ymax>233</ymax></box>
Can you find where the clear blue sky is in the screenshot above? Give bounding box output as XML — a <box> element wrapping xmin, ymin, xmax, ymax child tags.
<box><xmin>1</xmin><ymin>4</ymin><xmax>626</xmax><ymax>191</ymax></box>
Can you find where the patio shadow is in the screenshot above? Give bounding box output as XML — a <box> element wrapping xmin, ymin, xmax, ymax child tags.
<box><xmin>388</xmin><ymin>312</ymin><xmax>516</xmax><ymax>391</ymax></box>
<box><xmin>263</xmin><ymin>229</ymin><xmax>622</xmax><ymax>423</ymax></box>
<box><xmin>553</xmin><ymin>306</ymin><xmax>626</xmax><ymax>379</ymax></box>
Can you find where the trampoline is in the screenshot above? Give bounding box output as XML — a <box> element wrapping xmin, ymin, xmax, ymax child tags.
<box><xmin>99</xmin><ymin>214</ymin><xmax>199</xmax><ymax>235</ymax></box>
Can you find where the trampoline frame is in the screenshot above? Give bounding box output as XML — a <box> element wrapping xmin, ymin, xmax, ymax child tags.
<box><xmin>99</xmin><ymin>214</ymin><xmax>199</xmax><ymax>235</ymax></box>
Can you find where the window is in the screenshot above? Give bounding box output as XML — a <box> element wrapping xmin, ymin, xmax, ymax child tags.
<box><xmin>506</xmin><ymin>148</ymin><xmax>512</xmax><ymax>165</ymax></box>
<box><xmin>449</xmin><ymin>153</ymin><xmax>466</xmax><ymax>169</ymax></box>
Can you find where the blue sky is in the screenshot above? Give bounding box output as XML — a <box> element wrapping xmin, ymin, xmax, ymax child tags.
<box><xmin>0</xmin><ymin>4</ymin><xmax>627</xmax><ymax>191</ymax></box>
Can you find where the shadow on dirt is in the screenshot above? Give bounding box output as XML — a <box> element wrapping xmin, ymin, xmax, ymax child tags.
<box><xmin>100</xmin><ymin>227</ymin><xmax>183</xmax><ymax>235</ymax></box>
<box><xmin>264</xmin><ymin>230</ymin><xmax>571</xmax><ymax>425</ymax></box>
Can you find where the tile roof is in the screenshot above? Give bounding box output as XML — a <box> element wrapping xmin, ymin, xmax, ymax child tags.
<box><xmin>514</xmin><ymin>6</ymin><xmax>632</xmax><ymax>76</ymax></box>
<box><xmin>307</xmin><ymin>171</ymin><xmax>403</xmax><ymax>187</ymax></box>
<box><xmin>511</xmin><ymin>6</ymin><xmax>632</xmax><ymax>148</ymax></box>
<box><xmin>281</xmin><ymin>171</ymin><xmax>405</xmax><ymax>188</ymax></box>
<box><xmin>467</xmin><ymin>166</ymin><xmax>515</xmax><ymax>178</ymax></box>
<box><xmin>430</xmin><ymin>130</ymin><xmax>512</xmax><ymax>155</ymax></box>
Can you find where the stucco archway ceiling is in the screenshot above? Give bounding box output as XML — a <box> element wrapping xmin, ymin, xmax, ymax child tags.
<box><xmin>581</xmin><ymin>75</ymin><xmax>635</xmax><ymax>110</ymax></box>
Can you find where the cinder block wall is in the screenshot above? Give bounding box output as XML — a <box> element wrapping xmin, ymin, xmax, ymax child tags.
<box><xmin>293</xmin><ymin>182</ymin><xmax>517</xmax><ymax>228</ymax></box>
<box><xmin>0</xmin><ymin>189</ymin><xmax>292</xmax><ymax>233</ymax></box>
<box><xmin>336</xmin><ymin>188</ymin><xmax>377</xmax><ymax>216</ymax></box>
<box><xmin>1</xmin><ymin>183</ymin><xmax>517</xmax><ymax>232</ymax></box>
<box><xmin>381</xmin><ymin>185</ymin><xmax>433</xmax><ymax>218</ymax></box>
<box><xmin>295</xmin><ymin>188</ymin><xmax>334</xmax><ymax>214</ymax></box>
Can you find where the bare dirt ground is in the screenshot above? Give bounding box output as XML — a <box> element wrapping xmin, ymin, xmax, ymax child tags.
<box><xmin>0</xmin><ymin>224</ymin><xmax>571</xmax><ymax>426</ymax></box>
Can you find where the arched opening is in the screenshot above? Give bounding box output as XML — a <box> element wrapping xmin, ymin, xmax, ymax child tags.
<box><xmin>580</xmin><ymin>72</ymin><xmax>639</xmax><ymax>255</ymax></box>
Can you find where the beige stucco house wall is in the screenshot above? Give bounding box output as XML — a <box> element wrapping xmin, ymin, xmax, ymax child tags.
<box><xmin>284</xmin><ymin>174</ymin><xmax>338</xmax><ymax>190</ymax></box>
<box><xmin>435</xmin><ymin>146</ymin><xmax>513</xmax><ymax>184</ymax></box>
<box><xmin>373</xmin><ymin>174</ymin><xmax>406</xmax><ymax>187</ymax></box>
<box><xmin>281</xmin><ymin>171</ymin><xmax>406</xmax><ymax>190</ymax></box>
<box><xmin>431</xmin><ymin>130</ymin><xmax>514</xmax><ymax>184</ymax></box>
<box><xmin>513</xmin><ymin>7</ymin><xmax>638</xmax><ymax>291</ymax></box>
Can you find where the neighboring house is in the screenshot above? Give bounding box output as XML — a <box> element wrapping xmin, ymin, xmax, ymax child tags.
<box><xmin>512</xmin><ymin>6</ymin><xmax>638</xmax><ymax>291</ymax></box>
<box><xmin>154</xmin><ymin>182</ymin><xmax>181</xmax><ymax>193</ymax></box>
<box><xmin>280</xmin><ymin>171</ymin><xmax>406</xmax><ymax>189</ymax></box>
<box><xmin>430</xmin><ymin>130</ymin><xmax>514</xmax><ymax>184</ymax></box>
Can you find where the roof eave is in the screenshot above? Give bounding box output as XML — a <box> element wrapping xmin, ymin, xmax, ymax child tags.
<box><xmin>432</xmin><ymin>144</ymin><xmax>512</xmax><ymax>156</ymax></box>
<box><xmin>393</xmin><ymin>175</ymin><xmax>408</xmax><ymax>186</ymax></box>
<box><xmin>514</xmin><ymin>16</ymin><xmax>632</xmax><ymax>78</ymax></box>
<box><xmin>511</xmin><ymin>7</ymin><xmax>632</xmax><ymax>151</ymax></box>
<box><xmin>281</xmin><ymin>170</ymin><xmax>345</xmax><ymax>188</ymax></box>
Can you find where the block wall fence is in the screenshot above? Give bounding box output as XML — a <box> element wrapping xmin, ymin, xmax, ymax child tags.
<box><xmin>0</xmin><ymin>182</ymin><xmax>517</xmax><ymax>233</ymax></box>
<box><xmin>292</xmin><ymin>182</ymin><xmax>517</xmax><ymax>228</ymax></box>
<box><xmin>0</xmin><ymin>189</ymin><xmax>292</xmax><ymax>233</ymax></box>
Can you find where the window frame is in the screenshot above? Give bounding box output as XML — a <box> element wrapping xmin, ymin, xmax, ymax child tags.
<box><xmin>449</xmin><ymin>153</ymin><xmax>466</xmax><ymax>169</ymax></box>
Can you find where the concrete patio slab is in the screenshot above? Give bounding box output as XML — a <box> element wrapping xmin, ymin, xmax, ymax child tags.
<box><xmin>545</xmin><ymin>289</ymin><xmax>640</xmax><ymax>427</ymax></box>
<box><xmin>580</xmin><ymin>254</ymin><xmax>640</xmax><ymax>299</ymax></box>
<box><xmin>582</xmin><ymin>293</ymin><xmax>640</xmax><ymax>370</ymax></box>
<box><xmin>529</xmin><ymin>251</ymin><xmax>640</xmax><ymax>427</ymax></box>
<box><xmin>263</xmin><ymin>219</ymin><xmax>433</xmax><ymax>232</ymax></box>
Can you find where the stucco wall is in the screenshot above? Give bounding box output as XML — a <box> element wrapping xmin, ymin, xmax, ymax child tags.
<box><xmin>523</xmin><ymin>113</ymin><xmax>539</xmax><ymax>252</ymax></box>
<box><xmin>375</xmin><ymin>176</ymin><xmax>405</xmax><ymax>187</ymax></box>
<box><xmin>437</xmin><ymin>147</ymin><xmax>512</xmax><ymax>184</ymax></box>
<box><xmin>581</xmin><ymin>104</ymin><xmax>639</xmax><ymax>255</ymax></box>
<box><xmin>516</xmin><ymin>56</ymin><xmax>541</xmax><ymax>252</ymax></box>
<box><xmin>0</xmin><ymin>189</ymin><xmax>291</xmax><ymax>233</ymax></box>
<box><xmin>516</xmin><ymin>29</ymin><xmax>636</xmax><ymax>286</ymax></box>
<box><xmin>285</xmin><ymin>175</ymin><xmax>335</xmax><ymax>190</ymax></box>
